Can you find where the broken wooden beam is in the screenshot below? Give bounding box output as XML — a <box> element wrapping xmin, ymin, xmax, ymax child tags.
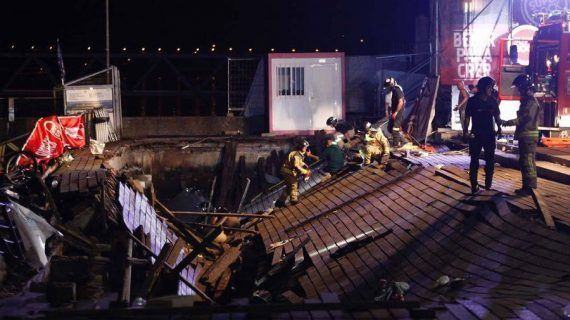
<box><xmin>137</xmin><ymin>242</ymin><xmax>174</xmax><ymax>299</ymax></box>
<box><xmin>200</xmin><ymin>246</ymin><xmax>241</xmax><ymax>287</ymax></box>
<box><xmin>155</xmin><ymin>199</ymin><xmax>222</xmax><ymax>252</ymax></box>
<box><xmin>125</xmin><ymin>232</ymin><xmax>215</xmax><ymax>304</ymax></box>
<box><xmin>530</xmin><ymin>189</ymin><xmax>556</xmax><ymax>229</ymax></box>
<box><xmin>172</xmin><ymin>226</ymin><xmax>223</xmax><ymax>274</ymax></box>
<box><xmin>185</xmin><ymin>222</ymin><xmax>259</xmax><ymax>235</ymax></box>
<box><xmin>172</xmin><ymin>211</ymin><xmax>274</xmax><ymax>219</ymax></box>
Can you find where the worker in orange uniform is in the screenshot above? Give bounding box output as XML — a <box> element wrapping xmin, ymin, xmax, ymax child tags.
<box><xmin>275</xmin><ymin>139</ymin><xmax>312</xmax><ymax>207</ymax></box>
<box><xmin>363</xmin><ymin>123</ymin><xmax>391</xmax><ymax>165</ymax></box>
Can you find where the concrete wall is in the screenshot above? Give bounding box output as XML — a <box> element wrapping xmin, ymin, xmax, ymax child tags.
<box><xmin>0</xmin><ymin>116</ymin><xmax>252</xmax><ymax>140</ymax></box>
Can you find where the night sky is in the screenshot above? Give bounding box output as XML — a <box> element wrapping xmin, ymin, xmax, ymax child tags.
<box><xmin>2</xmin><ymin>0</ymin><xmax>429</xmax><ymax>54</ymax></box>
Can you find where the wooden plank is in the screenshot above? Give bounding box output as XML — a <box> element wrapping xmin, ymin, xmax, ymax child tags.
<box><xmin>530</xmin><ymin>189</ymin><xmax>556</xmax><ymax>229</ymax></box>
<box><xmin>200</xmin><ymin>246</ymin><xmax>241</xmax><ymax>286</ymax></box>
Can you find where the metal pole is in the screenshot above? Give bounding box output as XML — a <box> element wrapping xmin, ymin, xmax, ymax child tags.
<box><xmin>105</xmin><ymin>0</ymin><xmax>110</xmax><ymax>68</ymax></box>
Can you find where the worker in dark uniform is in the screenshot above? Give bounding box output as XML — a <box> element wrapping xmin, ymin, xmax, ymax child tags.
<box><xmin>275</xmin><ymin>138</ymin><xmax>311</xmax><ymax>207</ymax></box>
<box><xmin>326</xmin><ymin>117</ymin><xmax>355</xmax><ymax>149</ymax></box>
<box><xmin>321</xmin><ymin>135</ymin><xmax>345</xmax><ymax>174</ymax></box>
<box><xmin>501</xmin><ymin>75</ymin><xmax>540</xmax><ymax>195</ymax></box>
<box><xmin>463</xmin><ymin>76</ymin><xmax>502</xmax><ymax>194</ymax></box>
<box><xmin>384</xmin><ymin>77</ymin><xmax>405</xmax><ymax>148</ymax></box>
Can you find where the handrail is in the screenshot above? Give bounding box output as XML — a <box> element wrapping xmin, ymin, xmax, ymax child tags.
<box><xmin>0</xmin><ymin>133</ymin><xmax>29</xmax><ymax>147</ymax></box>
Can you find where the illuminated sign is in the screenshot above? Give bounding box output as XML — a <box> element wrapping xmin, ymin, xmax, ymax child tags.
<box><xmin>518</xmin><ymin>0</ymin><xmax>569</xmax><ymax>25</ymax></box>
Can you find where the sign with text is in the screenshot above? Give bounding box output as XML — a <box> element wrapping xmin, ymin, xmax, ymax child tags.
<box><xmin>439</xmin><ymin>0</ymin><xmax>549</xmax><ymax>86</ymax></box>
<box><xmin>64</xmin><ymin>85</ymin><xmax>113</xmax><ymax>114</ymax></box>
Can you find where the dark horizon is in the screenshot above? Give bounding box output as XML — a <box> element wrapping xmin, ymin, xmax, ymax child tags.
<box><xmin>2</xmin><ymin>0</ymin><xmax>429</xmax><ymax>55</ymax></box>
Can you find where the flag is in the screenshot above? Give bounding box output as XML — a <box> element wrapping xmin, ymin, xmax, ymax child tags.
<box><xmin>56</xmin><ymin>38</ymin><xmax>65</xmax><ymax>85</ymax></box>
<box><xmin>17</xmin><ymin>116</ymin><xmax>66</xmax><ymax>166</ymax></box>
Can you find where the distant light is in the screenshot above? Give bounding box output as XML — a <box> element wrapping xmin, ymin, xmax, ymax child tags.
<box><xmin>157</xmin><ymin>47</ymin><xmax>162</xmax><ymax>52</ymax></box>
<box><xmin>291</xmin><ymin>48</ymin><xmax>296</xmax><ymax>52</ymax></box>
<box><xmin>84</xmin><ymin>62</ymin><xmax>88</xmax><ymax>66</ymax></box>
<box><xmin>270</xmin><ymin>48</ymin><xmax>275</xmax><ymax>52</ymax></box>
<box><xmin>87</xmin><ymin>46</ymin><xmax>92</xmax><ymax>51</ymax></box>
<box><xmin>89</xmin><ymin>87</ymin><xmax>94</xmax><ymax>90</ymax></box>
<box><xmin>195</xmin><ymin>47</ymin><xmax>200</xmax><ymax>52</ymax></box>
<box><xmin>122</xmin><ymin>47</ymin><xmax>127</xmax><ymax>51</ymax></box>
<box><xmin>228</xmin><ymin>47</ymin><xmax>233</xmax><ymax>51</ymax></box>
<box><xmin>248</xmin><ymin>48</ymin><xmax>253</xmax><ymax>52</ymax></box>
<box><xmin>554</xmin><ymin>54</ymin><xmax>560</xmax><ymax>63</ymax></box>
<box><xmin>10</xmin><ymin>44</ymin><xmax>15</xmax><ymax>50</ymax></box>
<box><xmin>318</xmin><ymin>59</ymin><xmax>326</xmax><ymax>63</ymax></box>
<box><xmin>176</xmin><ymin>47</ymin><xmax>181</xmax><ymax>52</ymax></box>
<box><xmin>315</xmin><ymin>48</ymin><xmax>319</xmax><ymax>52</ymax></box>
<box><xmin>127</xmin><ymin>58</ymin><xmax>131</xmax><ymax>62</ymax></box>
<box><xmin>30</xmin><ymin>45</ymin><xmax>35</xmax><ymax>50</ymax></box>
<box><xmin>39</xmin><ymin>67</ymin><xmax>44</xmax><ymax>72</ymax></box>
<box><xmin>210</xmin><ymin>47</ymin><xmax>215</xmax><ymax>52</ymax></box>
<box><xmin>334</xmin><ymin>48</ymin><xmax>339</xmax><ymax>52</ymax></box>
<box><xmin>141</xmin><ymin>47</ymin><xmax>146</xmax><ymax>52</ymax></box>
<box><xmin>360</xmin><ymin>38</ymin><xmax>364</xmax><ymax>43</ymax></box>
<box><xmin>48</xmin><ymin>45</ymin><xmax>54</xmax><ymax>51</ymax></box>
<box><xmin>212</xmin><ymin>44</ymin><xmax>216</xmax><ymax>47</ymax></box>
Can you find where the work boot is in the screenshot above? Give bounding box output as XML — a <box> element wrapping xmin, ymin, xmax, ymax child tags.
<box><xmin>514</xmin><ymin>187</ymin><xmax>533</xmax><ymax>196</ymax></box>
<box><xmin>274</xmin><ymin>200</ymin><xmax>286</xmax><ymax>208</ymax></box>
<box><xmin>471</xmin><ymin>184</ymin><xmax>480</xmax><ymax>195</ymax></box>
<box><xmin>484</xmin><ymin>176</ymin><xmax>493</xmax><ymax>191</ymax></box>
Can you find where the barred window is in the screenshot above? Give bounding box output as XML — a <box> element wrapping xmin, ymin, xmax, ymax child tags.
<box><xmin>277</xmin><ymin>66</ymin><xmax>304</xmax><ymax>96</ymax></box>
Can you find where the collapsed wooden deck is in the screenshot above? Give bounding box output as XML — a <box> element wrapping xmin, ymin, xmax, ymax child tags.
<box><xmin>51</xmin><ymin>148</ymin><xmax>106</xmax><ymax>194</ymax></box>
<box><xmin>255</xmin><ymin>160</ymin><xmax>570</xmax><ymax>319</ymax></box>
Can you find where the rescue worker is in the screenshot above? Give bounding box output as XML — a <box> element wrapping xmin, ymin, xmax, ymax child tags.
<box><xmin>501</xmin><ymin>74</ymin><xmax>540</xmax><ymax>195</ymax></box>
<box><xmin>275</xmin><ymin>138</ymin><xmax>311</xmax><ymax>207</ymax></box>
<box><xmin>463</xmin><ymin>76</ymin><xmax>502</xmax><ymax>194</ymax></box>
<box><xmin>453</xmin><ymin>80</ymin><xmax>470</xmax><ymax>130</ymax></box>
<box><xmin>326</xmin><ymin>117</ymin><xmax>355</xmax><ymax>148</ymax></box>
<box><xmin>322</xmin><ymin>134</ymin><xmax>345</xmax><ymax>174</ymax></box>
<box><xmin>384</xmin><ymin>77</ymin><xmax>405</xmax><ymax>148</ymax></box>
<box><xmin>363</xmin><ymin>123</ymin><xmax>391</xmax><ymax>166</ymax></box>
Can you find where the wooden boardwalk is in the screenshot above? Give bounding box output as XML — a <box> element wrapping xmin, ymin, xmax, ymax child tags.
<box><xmin>401</xmin><ymin>152</ymin><xmax>570</xmax><ymax>228</ymax></box>
<box><xmin>254</xmin><ymin>161</ymin><xmax>570</xmax><ymax>319</ymax></box>
<box><xmin>52</xmin><ymin>148</ymin><xmax>106</xmax><ymax>193</ymax></box>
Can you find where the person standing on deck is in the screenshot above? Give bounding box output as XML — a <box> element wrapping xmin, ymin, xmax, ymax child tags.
<box><xmin>463</xmin><ymin>76</ymin><xmax>502</xmax><ymax>194</ymax></box>
<box><xmin>454</xmin><ymin>80</ymin><xmax>470</xmax><ymax>131</ymax></box>
<box><xmin>384</xmin><ymin>77</ymin><xmax>406</xmax><ymax>148</ymax></box>
<box><xmin>501</xmin><ymin>75</ymin><xmax>540</xmax><ymax>195</ymax></box>
<box><xmin>275</xmin><ymin>138</ymin><xmax>312</xmax><ymax>208</ymax></box>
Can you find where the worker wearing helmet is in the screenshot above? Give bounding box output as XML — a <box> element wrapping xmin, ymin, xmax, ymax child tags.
<box><xmin>463</xmin><ymin>76</ymin><xmax>502</xmax><ymax>193</ymax></box>
<box><xmin>362</xmin><ymin>123</ymin><xmax>391</xmax><ymax>166</ymax></box>
<box><xmin>384</xmin><ymin>77</ymin><xmax>406</xmax><ymax>147</ymax></box>
<box><xmin>326</xmin><ymin>116</ymin><xmax>355</xmax><ymax>148</ymax></box>
<box><xmin>501</xmin><ymin>74</ymin><xmax>540</xmax><ymax>195</ymax></box>
<box><xmin>275</xmin><ymin>138</ymin><xmax>312</xmax><ymax>207</ymax></box>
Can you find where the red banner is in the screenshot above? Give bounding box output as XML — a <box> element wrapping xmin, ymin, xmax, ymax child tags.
<box><xmin>59</xmin><ymin>115</ymin><xmax>86</xmax><ymax>149</ymax></box>
<box><xmin>17</xmin><ymin>115</ymin><xmax>85</xmax><ymax>166</ymax></box>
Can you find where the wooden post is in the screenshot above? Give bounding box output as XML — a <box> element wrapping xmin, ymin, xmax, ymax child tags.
<box><xmin>120</xmin><ymin>238</ymin><xmax>133</xmax><ymax>303</ymax></box>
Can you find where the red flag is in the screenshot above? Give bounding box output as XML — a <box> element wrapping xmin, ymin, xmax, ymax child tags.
<box><xmin>59</xmin><ymin>115</ymin><xmax>85</xmax><ymax>148</ymax></box>
<box><xmin>17</xmin><ymin>116</ymin><xmax>66</xmax><ymax>166</ymax></box>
